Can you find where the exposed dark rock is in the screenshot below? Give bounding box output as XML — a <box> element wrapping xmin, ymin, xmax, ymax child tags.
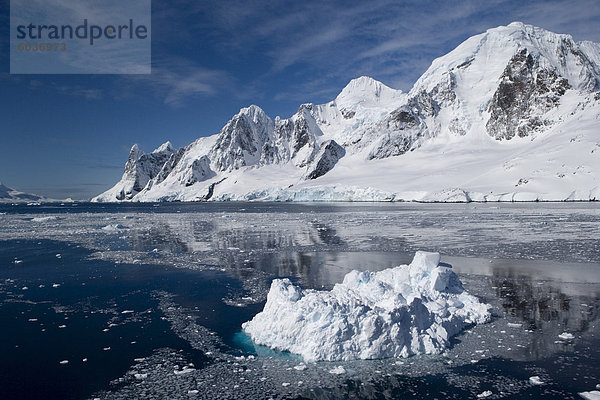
<box><xmin>487</xmin><ymin>48</ymin><xmax>570</xmax><ymax>140</ymax></box>
<box><xmin>120</xmin><ymin>144</ymin><xmax>174</xmax><ymax>199</ymax></box>
<box><xmin>292</xmin><ymin>117</ymin><xmax>311</xmax><ymax>153</ymax></box>
<box><xmin>182</xmin><ymin>156</ymin><xmax>214</xmax><ymax>187</ymax></box>
<box><xmin>456</xmin><ymin>58</ymin><xmax>474</xmax><ymax>69</ymax></box>
<box><xmin>154</xmin><ymin>148</ymin><xmax>186</xmax><ymax>185</ymax></box>
<box><xmin>305</xmin><ymin>140</ymin><xmax>346</xmax><ymax>180</ymax></box>
<box><xmin>341</xmin><ymin>109</ymin><xmax>356</xmax><ymax>119</ymax></box>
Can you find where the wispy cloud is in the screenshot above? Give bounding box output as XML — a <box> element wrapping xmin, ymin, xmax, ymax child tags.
<box><xmin>121</xmin><ymin>57</ymin><xmax>233</xmax><ymax>107</ymax></box>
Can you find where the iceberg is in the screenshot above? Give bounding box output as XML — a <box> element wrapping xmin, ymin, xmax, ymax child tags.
<box><xmin>242</xmin><ymin>251</ymin><xmax>491</xmax><ymax>362</ymax></box>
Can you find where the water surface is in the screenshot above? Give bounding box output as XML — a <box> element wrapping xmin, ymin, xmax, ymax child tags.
<box><xmin>0</xmin><ymin>202</ymin><xmax>598</xmax><ymax>399</ymax></box>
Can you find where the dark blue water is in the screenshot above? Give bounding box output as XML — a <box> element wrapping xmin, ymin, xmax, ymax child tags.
<box><xmin>0</xmin><ymin>239</ymin><xmax>257</xmax><ymax>400</ymax></box>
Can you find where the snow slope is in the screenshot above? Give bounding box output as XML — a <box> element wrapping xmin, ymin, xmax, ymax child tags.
<box><xmin>242</xmin><ymin>252</ymin><xmax>491</xmax><ymax>361</ymax></box>
<box><xmin>93</xmin><ymin>22</ymin><xmax>600</xmax><ymax>203</ymax></box>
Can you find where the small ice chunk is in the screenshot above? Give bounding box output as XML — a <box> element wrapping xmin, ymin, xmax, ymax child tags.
<box><xmin>507</xmin><ymin>323</ymin><xmax>522</xmax><ymax>328</ymax></box>
<box><xmin>477</xmin><ymin>391</ymin><xmax>492</xmax><ymax>398</ymax></box>
<box><xmin>101</xmin><ymin>224</ymin><xmax>127</xmax><ymax>232</ymax></box>
<box><xmin>329</xmin><ymin>366</ymin><xmax>346</xmax><ymax>375</ymax></box>
<box><xmin>32</xmin><ymin>216</ymin><xmax>59</xmax><ymax>222</ymax></box>
<box><xmin>579</xmin><ymin>391</ymin><xmax>600</xmax><ymax>400</ymax></box>
<box><xmin>558</xmin><ymin>332</ymin><xmax>575</xmax><ymax>340</ymax></box>
<box><xmin>56</xmin><ymin>254</ymin><xmax>61</xmax><ymax>258</ymax></box>
<box><xmin>103</xmin><ymin>347</ymin><xmax>111</xmax><ymax>351</ymax></box>
<box><xmin>294</xmin><ymin>364</ymin><xmax>307</xmax><ymax>371</ymax></box>
<box><xmin>282</xmin><ymin>382</ymin><xmax>291</xmax><ymax>387</ymax></box>
<box><xmin>188</xmin><ymin>390</ymin><xmax>199</xmax><ymax>395</ymax></box>
<box><xmin>174</xmin><ymin>368</ymin><xmax>195</xmax><ymax>375</ymax></box>
<box><xmin>28</xmin><ymin>318</ymin><xmax>38</xmax><ymax>322</ymax></box>
<box><xmin>14</xmin><ymin>259</ymin><xmax>23</xmax><ymax>265</ymax></box>
<box><xmin>59</xmin><ymin>360</ymin><xmax>69</xmax><ymax>365</ymax></box>
<box><xmin>121</xmin><ymin>310</ymin><xmax>134</xmax><ymax>314</ymax></box>
<box><xmin>529</xmin><ymin>376</ymin><xmax>544</xmax><ymax>385</ymax></box>
<box><xmin>82</xmin><ymin>358</ymin><xmax>88</xmax><ymax>362</ymax></box>
<box><xmin>52</xmin><ymin>283</ymin><xmax>61</xmax><ymax>288</ymax></box>
<box><xmin>58</xmin><ymin>325</ymin><xmax>67</xmax><ymax>329</ymax></box>
<box><xmin>134</xmin><ymin>373</ymin><xmax>148</xmax><ymax>380</ymax></box>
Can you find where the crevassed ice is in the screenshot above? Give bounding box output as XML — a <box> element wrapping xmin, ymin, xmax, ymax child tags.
<box><xmin>242</xmin><ymin>251</ymin><xmax>491</xmax><ymax>362</ymax></box>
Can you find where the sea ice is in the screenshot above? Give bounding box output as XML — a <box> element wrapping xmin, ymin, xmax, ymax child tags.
<box><xmin>558</xmin><ymin>332</ymin><xmax>575</xmax><ymax>340</ymax></box>
<box><xmin>243</xmin><ymin>251</ymin><xmax>491</xmax><ymax>361</ymax></box>
<box><xmin>529</xmin><ymin>376</ymin><xmax>544</xmax><ymax>385</ymax></box>
<box><xmin>101</xmin><ymin>224</ymin><xmax>127</xmax><ymax>232</ymax></box>
<box><xmin>328</xmin><ymin>366</ymin><xmax>346</xmax><ymax>375</ymax></box>
<box><xmin>293</xmin><ymin>364</ymin><xmax>307</xmax><ymax>371</ymax></box>
<box><xmin>579</xmin><ymin>391</ymin><xmax>600</xmax><ymax>400</ymax></box>
<box><xmin>31</xmin><ymin>216</ymin><xmax>59</xmax><ymax>222</ymax></box>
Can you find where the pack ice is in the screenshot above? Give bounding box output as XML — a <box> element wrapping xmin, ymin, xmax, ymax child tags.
<box><xmin>242</xmin><ymin>252</ymin><xmax>491</xmax><ymax>361</ymax></box>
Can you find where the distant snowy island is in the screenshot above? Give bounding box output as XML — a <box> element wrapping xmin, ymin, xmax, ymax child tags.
<box><xmin>93</xmin><ymin>22</ymin><xmax>600</xmax><ymax>203</ymax></box>
<box><xmin>0</xmin><ymin>182</ymin><xmax>46</xmax><ymax>203</ymax></box>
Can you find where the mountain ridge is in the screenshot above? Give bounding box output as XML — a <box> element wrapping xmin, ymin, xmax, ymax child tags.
<box><xmin>0</xmin><ymin>182</ymin><xmax>52</xmax><ymax>203</ymax></box>
<box><xmin>93</xmin><ymin>22</ymin><xmax>600</xmax><ymax>203</ymax></box>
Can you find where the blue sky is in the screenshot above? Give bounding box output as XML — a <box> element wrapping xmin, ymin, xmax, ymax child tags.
<box><xmin>1</xmin><ymin>0</ymin><xmax>599</xmax><ymax>199</ymax></box>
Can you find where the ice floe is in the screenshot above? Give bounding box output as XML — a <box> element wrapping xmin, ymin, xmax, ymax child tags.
<box><xmin>328</xmin><ymin>366</ymin><xmax>346</xmax><ymax>375</ymax></box>
<box><xmin>31</xmin><ymin>216</ymin><xmax>59</xmax><ymax>222</ymax></box>
<box><xmin>529</xmin><ymin>376</ymin><xmax>544</xmax><ymax>385</ymax></box>
<box><xmin>101</xmin><ymin>224</ymin><xmax>128</xmax><ymax>232</ymax></box>
<box><xmin>580</xmin><ymin>391</ymin><xmax>600</xmax><ymax>400</ymax></box>
<box><xmin>558</xmin><ymin>332</ymin><xmax>575</xmax><ymax>340</ymax></box>
<box><xmin>243</xmin><ymin>251</ymin><xmax>491</xmax><ymax>361</ymax></box>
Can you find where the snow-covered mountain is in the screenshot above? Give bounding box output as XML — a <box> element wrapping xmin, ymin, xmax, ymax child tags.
<box><xmin>0</xmin><ymin>182</ymin><xmax>46</xmax><ymax>203</ymax></box>
<box><xmin>94</xmin><ymin>22</ymin><xmax>600</xmax><ymax>203</ymax></box>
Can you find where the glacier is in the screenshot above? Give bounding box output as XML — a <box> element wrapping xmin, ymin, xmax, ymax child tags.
<box><xmin>93</xmin><ymin>22</ymin><xmax>600</xmax><ymax>203</ymax></box>
<box><xmin>242</xmin><ymin>252</ymin><xmax>492</xmax><ymax>362</ymax></box>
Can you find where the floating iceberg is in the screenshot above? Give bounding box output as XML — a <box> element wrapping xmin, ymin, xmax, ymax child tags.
<box><xmin>242</xmin><ymin>251</ymin><xmax>491</xmax><ymax>361</ymax></box>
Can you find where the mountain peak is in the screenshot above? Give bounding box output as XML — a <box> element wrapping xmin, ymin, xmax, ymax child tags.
<box><xmin>238</xmin><ymin>104</ymin><xmax>265</xmax><ymax>116</ymax></box>
<box><xmin>337</xmin><ymin>76</ymin><xmax>386</xmax><ymax>98</ymax></box>
<box><xmin>153</xmin><ymin>141</ymin><xmax>174</xmax><ymax>154</ymax></box>
<box><xmin>414</xmin><ymin>21</ymin><xmax>600</xmax><ymax>94</ymax></box>
<box><xmin>336</xmin><ymin>76</ymin><xmax>402</xmax><ymax>110</ymax></box>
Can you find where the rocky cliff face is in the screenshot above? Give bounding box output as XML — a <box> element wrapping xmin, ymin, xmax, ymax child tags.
<box><xmin>113</xmin><ymin>143</ymin><xmax>175</xmax><ymax>200</ymax></box>
<box><xmin>93</xmin><ymin>22</ymin><xmax>600</xmax><ymax>203</ymax></box>
<box><xmin>486</xmin><ymin>48</ymin><xmax>570</xmax><ymax>140</ymax></box>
